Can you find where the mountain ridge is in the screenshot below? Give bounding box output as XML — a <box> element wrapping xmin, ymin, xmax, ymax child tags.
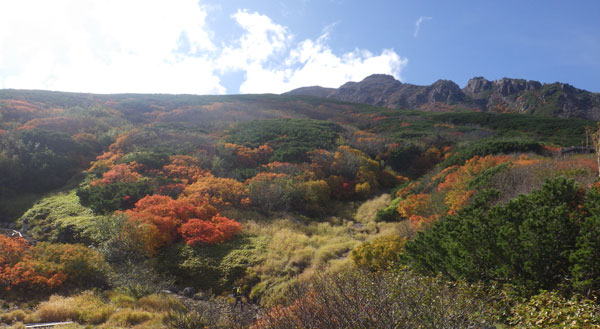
<box><xmin>285</xmin><ymin>74</ymin><xmax>600</xmax><ymax>120</ymax></box>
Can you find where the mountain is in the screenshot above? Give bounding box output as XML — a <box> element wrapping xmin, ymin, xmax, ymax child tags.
<box><xmin>284</xmin><ymin>86</ymin><xmax>336</xmax><ymax>98</ymax></box>
<box><xmin>1</xmin><ymin>86</ymin><xmax>599</xmax><ymax>328</ymax></box>
<box><xmin>285</xmin><ymin>74</ymin><xmax>600</xmax><ymax>120</ymax></box>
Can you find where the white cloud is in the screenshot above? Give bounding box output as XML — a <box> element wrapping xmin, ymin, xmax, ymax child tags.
<box><xmin>414</xmin><ymin>16</ymin><xmax>432</xmax><ymax>38</ymax></box>
<box><xmin>226</xmin><ymin>11</ymin><xmax>407</xmax><ymax>94</ymax></box>
<box><xmin>0</xmin><ymin>0</ymin><xmax>223</xmax><ymax>94</ymax></box>
<box><xmin>0</xmin><ymin>2</ymin><xmax>407</xmax><ymax>94</ymax></box>
<box><xmin>218</xmin><ymin>10</ymin><xmax>291</xmax><ymax>71</ymax></box>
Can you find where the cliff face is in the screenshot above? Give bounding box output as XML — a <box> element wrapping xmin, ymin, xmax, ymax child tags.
<box><xmin>285</xmin><ymin>75</ymin><xmax>600</xmax><ymax>120</ymax></box>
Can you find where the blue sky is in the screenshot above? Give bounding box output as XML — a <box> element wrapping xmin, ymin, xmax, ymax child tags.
<box><xmin>1</xmin><ymin>0</ymin><xmax>598</xmax><ymax>94</ymax></box>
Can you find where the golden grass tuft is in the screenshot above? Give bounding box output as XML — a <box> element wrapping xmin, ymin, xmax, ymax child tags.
<box><xmin>106</xmin><ymin>309</ymin><xmax>156</xmax><ymax>327</ymax></box>
<box><xmin>0</xmin><ymin>309</ymin><xmax>27</xmax><ymax>325</ymax></box>
<box><xmin>35</xmin><ymin>295</ymin><xmax>80</xmax><ymax>323</ymax></box>
<box><xmin>354</xmin><ymin>194</ymin><xmax>391</xmax><ymax>223</ymax></box>
<box><xmin>136</xmin><ymin>293</ymin><xmax>186</xmax><ymax>313</ymax></box>
<box><xmin>34</xmin><ymin>291</ymin><xmax>115</xmax><ymax>325</ymax></box>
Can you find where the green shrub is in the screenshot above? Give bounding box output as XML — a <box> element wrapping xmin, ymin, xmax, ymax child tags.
<box><xmin>375</xmin><ymin>197</ymin><xmax>402</xmax><ymax>222</ymax></box>
<box><xmin>509</xmin><ymin>291</ymin><xmax>600</xmax><ymax>328</ymax></box>
<box><xmin>226</xmin><ymin>119</ymin><xmax>342</xmax><ymax>163</ymax></box>
<box><xmin>157</xmin><ymin>235</ymin><xmax>266</xmax><ymax>293</ymax></box>
<box><xmin>118</xmin><ymin>151</ymin><xmax>170</xmax><ymax>169</ymax></box>
<box><xmin>441</xmin><ymin>139</ymin><xmax>545</xmax><ymax>167</ymax></box>
<box><xmin>77</xmin><ymin>179</ymin><xmax>155</xmax><ymax>214</ymax></box>
<box><xmin>17</xmin><ymin>191</ymin><xmax>104</xmax><ymax>244</ymax></box>
<box><xmin>404</xmin><ymin>177</ymin><xmax>600</xmax><ymax>295</ymax></box>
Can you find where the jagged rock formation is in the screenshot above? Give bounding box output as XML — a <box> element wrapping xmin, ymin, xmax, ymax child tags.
<box><xmin>285</xmin><ymin>74</ymin><xmax>600</xmax><ymax>120</ymax></box>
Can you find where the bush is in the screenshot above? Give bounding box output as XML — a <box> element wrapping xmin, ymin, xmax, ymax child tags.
<box><xmin>252</xmin><ymin>268</ymin><xmax>501</xmax><ymax>329</ymax></box>
<box><xmin>31</xmin><ymin>243</ymin><xmax>111</xmax><ymax>290</ymax></box>
<box><xmin>77</xmin><ymin>179</ymin><xmax>155</xmax><ymax>214</ymax></box>
<box><xmin>404</xmin><ymin>177</ymin><xmax>598</xmax><ymax>295</ymax></box>
<box><xmin>226</xmin><ymin>119</ymin><xmax>342</xmax><ymax>163</ymax></box>
<box><xmin>17</xmin><ymin>191</ymin><xmax>102</xmax><ymax>244</ymax></box>
<box><xmin>509</xmin><ymin>291</ymin><xmax>600</xmax><ymax>328</ymax></box>
<box><xmin>157</xmin><ymin>235</ymin><xmax>266</xmax><ymax>293</ymax></box>
<box><xmin>375</xmin><ymin>197</ymin><xmax>402</xmax><ymax>222</ymax></box>
<box><xmin>351</xmin><ymin>235</ymin><xmax>406</xmax><ymax>271</ymax></box>
<box><xmin>118</xmin><ymin>151</ymin><xmax>170</xmax><ymax>170</ymax></box>
<box><xmin>441</xmin><ymin>139</ymin><xmax>545</xmax><ymax>168</ymax></box>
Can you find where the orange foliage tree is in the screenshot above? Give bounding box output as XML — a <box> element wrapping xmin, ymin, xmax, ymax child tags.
<box><xmin>437</xmin><ymin>155</ymin><xmax>511</xmax><ymax>214</ymax></box>
<box><xmin>221</xmin><ymin>143</ymin><xmax>273</xmax><ymax>168</ymax></box>
<box><xmin>91</xmin><ymin>162</ymin><xmax>143</xmax><ymax>186</ymax></box>
<box><xmin>0</xmin><ymin>237</ymin><xmax>109</xmax><ymax>294</ymax></box>
<box><xmin>162</xmin><ymin>155</ymin><xmax>209</xmax><ymax>184</ymax></box>
<box><xmin>123</xmin><ymin>195</ymin><xmax>242</xmax><ymax>254</ymax></box>
<box><xmin>184</xmin><ymin>175</ymin><xmax>249</xmax><ymax>207</ymax></box>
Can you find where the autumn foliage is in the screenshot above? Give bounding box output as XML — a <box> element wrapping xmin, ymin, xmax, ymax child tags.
<box><xmin>0</xmin><ymin>236</ymin><xmax>109</xmax><ymax>294</ymax></box>
<box><xmin>123</xmin><ymin>195</ymin><xmax>242</xmax><ymax>254</ymax></box>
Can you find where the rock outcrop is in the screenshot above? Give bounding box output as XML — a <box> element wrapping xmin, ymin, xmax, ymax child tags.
<box><xmin>284</xmin><ymin>74</ymin><xmax>600</xmax><ymax>120</ymax></box>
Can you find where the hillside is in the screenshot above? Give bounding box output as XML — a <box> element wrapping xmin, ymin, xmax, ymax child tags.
<box><xmin>285</xmin><ymin>74</ymin><xmax>600</xmax><ymax>120</ymax></box>
<box><xmin>1</xmin><ymin>89</ymin><xmax>600</xmax><ymax>328</ymax></box>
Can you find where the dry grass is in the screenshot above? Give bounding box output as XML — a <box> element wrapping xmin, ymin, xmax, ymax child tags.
<box><xmin>8</xmin><ymin>322</ymin><xmax>26</xmax><ymax>329</ymax></box>
<box><xmin>489</xmin><ymin>154</ymin><xmax>597</xmax><ymax>204</ymax></box>
<box><xmin>33</xmin><ymin>291</ymin><xmax>115</xmax><ymax>325</ymax></box>
<box><xmin>34</xmin><ymin>295</ymin><xmax>81</xmax><ymax>323</ymax></box>
<box><xmin>0</xmin><ymin>309</ymin><xmax>26</xmax><ymax>325</ymax></box>
<box><xmin>354</xmin><ymin>193</ymin><xmax>391</xmax><ymax>223</ymax></box>
<box><xmin>105</xmin><ymin>309</ymin><xmax>156</xmax><ymax>327</ymax></box>
<box><xmin>243</xmin><ymin>218</ymin><xmax>410</xmax><ymax>306</ymax></box>
<box><xmin>136</xmin><ymin>294</ymin><xmax>186</xmax><ymax>313</ymax></box>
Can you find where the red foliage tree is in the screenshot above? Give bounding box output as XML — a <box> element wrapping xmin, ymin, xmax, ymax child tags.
<box><xmin>179</xmin><ymin>215</ymin><xmax>242</xmax><ymax>245</ymax></box>
<box><xmin>162</xmin><ymin>155</ymin><xmax>210</xmax><ymax>184</ymax></box>
<box><xmin>124</xmin><ymin>194</ymin><xmax>241</xmax><ymax>253</ymax></box>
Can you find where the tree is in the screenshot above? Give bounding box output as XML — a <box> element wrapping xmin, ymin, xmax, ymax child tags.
<box><xmin>586</xmin><ymin>123</ymin><xmax>600</xmax><ymax>177</ymax></box>
<box><xmin>184</xmin><ymin>175</ymin><xmax>249</xmax><ymax>207</ymax></box>
<box><xmin>123</xmin><ymin>195</ymin><xmax>242</xmax><ymax>254</ymax></box>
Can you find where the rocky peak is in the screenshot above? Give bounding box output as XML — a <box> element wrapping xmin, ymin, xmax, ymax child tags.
<box><xmin>283</xmin><ymin>75</ymin><xmax>600</xmax><ymax>120</ymax></box>
<box><xmin>338</xmin><ymin>74</ymin><xmax>402</xmax><ymax>90</ymax></box>
<box><xmin>284</xmin><ymin>86</ymin><xmax>336</xmax><ymax>98</ymax></box>
<box><xmin>492</xmin><ymin>78</ymin><xmax>541</xmax><ymax>96</ymax></box>
<box><xmin>428</xmin><ymin>80</ymin><xmax>465</xmax><ymax>103</ymax></box>
<box><xmin>464</xmin><ymin>77</ymin><xmax>492</xmax><ymax>95</ymax></box>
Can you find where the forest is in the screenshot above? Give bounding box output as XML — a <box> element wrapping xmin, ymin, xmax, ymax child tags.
<box><xmin>1</xmin><ymin>89</ymin><xmax>600</xmax><ymax>328</ymax></box>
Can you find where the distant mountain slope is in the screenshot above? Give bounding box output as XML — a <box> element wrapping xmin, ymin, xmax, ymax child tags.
<box><xmin>284</xmin><ymin>86</ymin><xmax>336</xmax><ymax>98</ymax></box>
<box><xmin>285</xmin><ymin>74</ymin><xmax>600</xmax><ymax>120</ymax></box>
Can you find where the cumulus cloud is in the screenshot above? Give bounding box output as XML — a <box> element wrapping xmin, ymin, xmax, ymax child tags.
<box><xmin>0</xmin><ymin>0</ymin><xmax>222</xmax><ymax>94</ymax></box>
<box><xmin>414</xmin><ymin>16</ymin><xmax>432</xmax><ymax>38</ymax></box>
<box><xmin>224</xmin><ymin>11</ymin><xmax>407</xmax><ymax>94</ymax></box>
<box><xmin>0</xmin><ymin>1</ymin><xmax>407</xmax><ymax>94</ymax></box>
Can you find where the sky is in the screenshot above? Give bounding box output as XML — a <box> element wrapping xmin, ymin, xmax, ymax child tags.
<box><xmin>1</xmin><ymin>0</ymin><xmax>599</xmax><ymax>94</ymax></box>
